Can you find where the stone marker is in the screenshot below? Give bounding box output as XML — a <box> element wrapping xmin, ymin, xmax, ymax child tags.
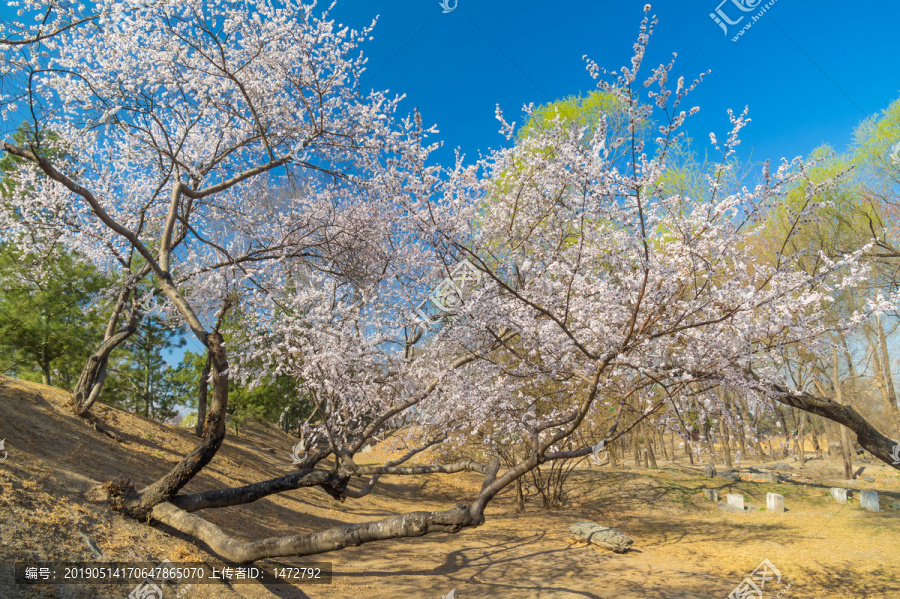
<box><xmin>830</xmin><ymin>488</ymin><xmax>849</xmax><ymax>502</ymax></box>
<box><xmin>703</xmin><ymin>489</ymin><xmax>718</xmax><ymax>502</ymax></box>
<box><xmin>862</xmin><ymin>475</ymin><xmax>875</xmax><ymax>483</ymax></box>
<box><xmin>860</xmin><ymin>490</ymin><xmax>880</xmax><ymax>512</ymax></box>
<box><xmin>766</xmin><ymin>493</ymin><xmax>785</xmax><ymax>513</ymax></box>
<box><xmin>361</xmin><ymin>445</ymin><xmax>373</xmax><ymax>453</ymax></box>
<box><xmin>718</xmin><ymin>471</ymin><xmax>741</xmax><ymax>481</ymax></box>
<box><xmin>704</xmin><ymin>463</ymin><xmax>717</xmax><ymax>478</ymax></box>
<box><xmin>891</xmin><ymin>501</ymin><xmax>900</xmax><ymax>511</ymax></box>
<box><xmin>569</xmin><ymin>522</ymin><xmax>633</xmax><ymax>553</ymax></box>
<box><xmin>726</xmin><ymin>493</ymin><xmax>744</xmax><ymax>511</ymax></box>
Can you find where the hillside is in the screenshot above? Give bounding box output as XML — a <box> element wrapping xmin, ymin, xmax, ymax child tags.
<box><xmin>2</xmin><ymin>375</ymin><xmax>900</xmax><ymax>598</ymax></box>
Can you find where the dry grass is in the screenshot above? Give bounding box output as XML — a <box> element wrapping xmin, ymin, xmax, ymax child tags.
<box><xmin>1</xmin><ymin>374</ymin><xmax>900</xmax><ymax>598</ymax></box>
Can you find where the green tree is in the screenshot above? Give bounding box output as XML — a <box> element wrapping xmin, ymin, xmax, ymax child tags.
<box><xmin>172</xmin><ymin>349</ymin><xmax>312</xmax><ymax>436</ymax></box>
<box><xmin>0</xmin><ymin>242</ymin><xmax>108</xmax><ymax>387</ymax></box>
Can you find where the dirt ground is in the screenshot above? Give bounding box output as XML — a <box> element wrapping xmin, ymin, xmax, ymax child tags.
<box><xmin>1</xmin><ymin>374</ymin><xmax>899</xmax><ymax>599</ymax></box>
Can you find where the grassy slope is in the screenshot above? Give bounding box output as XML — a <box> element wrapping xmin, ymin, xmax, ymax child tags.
<box><xmin>2</xmin><ymin>374</ymin><xmax>900</xmax><ymax>599</ymax></box>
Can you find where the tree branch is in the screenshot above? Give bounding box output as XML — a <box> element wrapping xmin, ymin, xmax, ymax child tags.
<box><xmin>151</xmin><ymin>501</ymin><xmax>480</xmax><ymax>564</ymax></box>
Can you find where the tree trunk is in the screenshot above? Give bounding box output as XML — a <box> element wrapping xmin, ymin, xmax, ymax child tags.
<box><xmin>195</xmin><ymin>352</ymin><xmax>211</xmax><ymax>437</ymax></box>
<box><xmin>734</xmin><ymin>394</ymin><xmax>763</xmax><ymax>461</ymax></box>
<box><xmin>515</xmin><ymin>478</ymin><xmax>525</xmax><ymax>512</ymax></box>
<box><xmin>733</xmin><ymin>415</ymin><xmax>747</xmax><ymax>463</ymax></box>
<box><xmin>152</xmin><ymin>495</ymin><xmax>482</xmax><ymax>564</ymax></box>
<box><xmin>122</xmin><ymin>331</ymin><xmax>229</xmax><ymax>518</ymax></box>
<box><xmin>644</xmin><ymin>434</ymin><xmax>658</xmax><ymax>469</ymax></box>
<box><xmin>718</xmin><ymin>416</ymin><xmax>733</xmax><ymax>469</ymax></box>
<box><xmin>40</xmin><ymin>359</ymin><xmax>51</xmax><ymax>386</ymax></box>
<box><xmin>806</xmin><ymin>414</ymin><xmax>823</xmax><ymax>460</ymax></box>
<box><xmin>41</xmin><ymin>310</ymin><xmax>52</xmax><ymax>385</ymax></box>
<box><xmin>656</xmin><ymin>431</ymin><xmax>669</xmax><ymax>461</ymax></box>
<box><xmin>753</xmin><ymin>434</ymin><xmax>764</xmax><ymax>461</ymax></box>
<box><xmin>830</xmin><ymin>349</ymin><xmax>853</xmax><ymax>480</ymax></box>
<box><xmin>794</xmin><ymin>414</ymin><xmax>806</xmax><ymax>468</ymax></box>
<box><xmin>703</xmin><ymin>420</ymin><xmax>717</xmax><ymax>465</ymax></box>
<box><xmin>72</xmin><ymin>293</ymin><xmax>141</xmax><ymax>416</ymax></box>
<box><xmin>875</xmin><ymin>314</ymin><xmax>900</xmax><ymax>437</ymax></box>
<box><xmin>143</xmin><ymin>343</ymin><xmax>151</xmax><ymax>418</ymax></box>
<box><xmin>839</xmin><ymin>424</ymin><xmax>853</xmax><ymax>479</ymax></box>
<box><xmin>767</xmin><ymin>381</ymin><xmax>900</xmax><ymax>471</ymax></box>
<box><xmin>773</xmin><ymin>405</ymin><xmax>791</xmax><ymax>457</ymax></box>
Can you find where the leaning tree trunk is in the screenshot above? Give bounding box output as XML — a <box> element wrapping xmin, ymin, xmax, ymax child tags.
<box><xmin>120</xmin><ymin>331</ymin><xmax>229</xmax><ymax>519</ymax></box>
<box><xmin>72</xmin><ymin>284</ymin><xmax>142</xmax><ymax>416</ymax></box>
<box><xmin>72</xmin><ymin>330</ymin><xmax>136</xmax><ymax>416</ymax></box>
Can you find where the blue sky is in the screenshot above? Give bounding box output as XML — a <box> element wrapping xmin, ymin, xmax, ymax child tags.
<box><xmin>330</xmin><ymin>0</ymin><xmax>900</xmax><ymax>168</ymax></box>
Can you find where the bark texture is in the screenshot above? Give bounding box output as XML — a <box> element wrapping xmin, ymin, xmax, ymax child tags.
<box><xmin>151</xmin><ymin>501</ymin><xmax>481</xmax><ymax>563</ymax></box>
<box><xmin>772</xmin><ymin>385</ymin><xmax>899</xmax><ymax>471</ymax></box>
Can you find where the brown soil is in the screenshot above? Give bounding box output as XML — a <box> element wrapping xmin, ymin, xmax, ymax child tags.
<box><xmin>1</xmin><ymin>374</ymin><xmax>899</xmax><ymax>599</ymax></box>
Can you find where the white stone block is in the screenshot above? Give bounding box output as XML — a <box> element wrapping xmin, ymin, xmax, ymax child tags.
<box><xmin>860</xmin><ymin>490</ymin><xmax>880</xmax><ymax>512</ymax></box>
<box><xmin>726</xmin><ymin>493</ymin><xmax>744</xmax><ymax>510</ymax></box>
